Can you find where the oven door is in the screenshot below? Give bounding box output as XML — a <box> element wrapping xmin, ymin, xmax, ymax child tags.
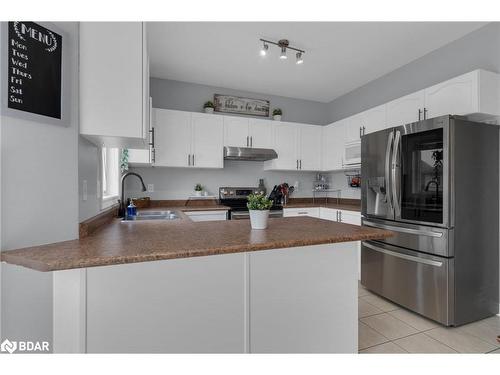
<box><xmin>393</xmin><ymin>116</ymin><xmax>451</xmax><ymax>228</ymax></box>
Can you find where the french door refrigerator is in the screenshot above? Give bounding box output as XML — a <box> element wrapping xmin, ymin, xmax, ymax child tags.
<box><xmin>361</xmin><ymin>115</ymin><xmax>499</xmax><ymax>326</ymax></box>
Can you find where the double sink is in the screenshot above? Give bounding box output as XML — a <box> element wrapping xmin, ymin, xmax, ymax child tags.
<box><xmin>122</xmin><ymin>210</ymin><xmax>181</xmax><ymax>221</ymax></box>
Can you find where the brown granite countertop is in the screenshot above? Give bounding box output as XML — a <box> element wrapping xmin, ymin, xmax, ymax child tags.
<box><xmin>1</xmin><ymin>216</ymin><xmax>390</xmax><ymax>272</ymax></box>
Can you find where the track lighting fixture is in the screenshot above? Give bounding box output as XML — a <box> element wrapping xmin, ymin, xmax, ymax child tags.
<box><xmin>259</xmin><ymin>38</ymin><xmax>305</xmax><ymax>64</ymax></box>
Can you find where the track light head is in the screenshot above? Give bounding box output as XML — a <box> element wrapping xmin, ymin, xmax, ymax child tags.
<box><xmin>280</xmin><ymin>47</ymin><xmax>287</xmax><ymax>59</ymax></box>
<box><xmin>260</xmin><ymin>42</ymin><xmax>268</xmax><ymax>56</ymax></box>
<box><xmin>296</xmin><ymin>52</ymin><xmax>303</xmax><ymax>64</ymax></box>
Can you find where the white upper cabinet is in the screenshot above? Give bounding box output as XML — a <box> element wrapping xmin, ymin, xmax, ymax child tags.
<box><xmin>298</xmin><ymin>125</ymin><xmax>322</xmax><ymax>171</ymax></box>
<box><xmin>386</xmin><ymin>90</ymin><xmax>425</xmax><ymax>127</ymax></box>
<box><xmin>322</xmin><ymin>120</ymin><xmax>346</xmax><ymax>171</ymax></box>
<box><xmin>80</xmin><ymin>22</ymin><xmax>150</xmax><ymax>148</ymax></box>
<box><xmin>223</xmin><ymin>116</ymin><xmax>249</xmax><ymax>148</ymax></box>
<box><xmin>191</xmin><ymin>113</ymin><xmax>224</xmax><ymax>168</ymax></box>
<box><xmin>345</xmin><ymin>114</ymin><xmax>363</xmax><ymax>143</ymax></box>
<box><xmin>248</xmin><ymin>118</ymin><xmax>274</xmax><ymax>149</ymax></box>
<box><xmin>153</xmin><ymin>109</ymin><xmax>223</xmax><ymax>169</ymax></box>
<box><xmin>362</xmin><ymin>104</ymin><xmax>387</xmax><ymax>135</ymax></box>
<box><xmin>265</xmin><ymin>122</ymin><xmax>299</xmax><ymax>170</ymax></box>
<box><xmin>424</xmin><ymin>70</ymin><xmax>500</xmax><ymax>120</ymax></box>
<box><xmin>223</xmin><ymin>117</ymin><xmax>274</xmax><ymax>149</ymax></box>
<box><xmin>154</xmin><ymin>109</ymin><xmax>192</xmax><ymax>167</ymax></box>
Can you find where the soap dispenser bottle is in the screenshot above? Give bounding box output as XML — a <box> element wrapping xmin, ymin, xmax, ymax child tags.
<box><xmin>127</xmin><ymin>199</ymin><xmax>137</xmax><ymax>217</ymax></box>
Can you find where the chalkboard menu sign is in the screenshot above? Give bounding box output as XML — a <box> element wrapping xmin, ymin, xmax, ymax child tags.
<box><xmin>7</xmin><ymin>21</ymin><xmax>62</xmax><ymax>119</ymax></box>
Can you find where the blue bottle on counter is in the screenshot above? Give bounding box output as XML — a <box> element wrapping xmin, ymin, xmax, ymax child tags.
<box><xmin>127</xmin><ymin>200</ymin><xmax>137</xmax><ymax>217</ymax></box>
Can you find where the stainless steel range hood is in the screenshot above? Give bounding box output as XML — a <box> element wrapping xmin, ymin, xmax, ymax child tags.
<box><xmin>223</xmin><ymin>146</ymin><xmax>278</xmax><ymax>161</ymax></box>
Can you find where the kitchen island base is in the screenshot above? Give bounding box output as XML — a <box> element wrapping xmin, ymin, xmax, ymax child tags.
<box><xmin>53</xmin><ymin>242</ymin><xmax>358</xmax><ymax>353</ymax></box>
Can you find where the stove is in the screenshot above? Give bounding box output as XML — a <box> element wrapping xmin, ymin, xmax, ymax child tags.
<box><xmin>219</xmin><ymin>186</ymin><xmax>283</xmax><ymax>220</ymax></box>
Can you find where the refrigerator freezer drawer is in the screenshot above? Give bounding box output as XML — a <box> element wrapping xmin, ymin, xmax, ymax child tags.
<box><xmin>361</xmin><ymin>240</ymin><xmax>454</xmax><ymax>326</ymax></box>
<box><xmin>362</xmin><ymin>218</ymin><xmax>452</xmax><ymax>257</ymax></box>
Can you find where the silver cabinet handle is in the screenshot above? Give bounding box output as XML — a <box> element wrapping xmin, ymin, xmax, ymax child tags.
<box><xmin>296</xmin><ymin>160</ymin><xmax>299</xmax><ymax>169</ymax></box>
<box><xmin>363</xmin><ymin>220</ymin><xmax>443</xmax><ymax>237</ymax></box>
<box><xmin>299</xmin><ymin>159</ymin><xmax>302</xmax><ymax>169</ymax></box>
<box><xmin>359</xmin><ymin>127</ymin><xmax>362</xmax><ymax>138</ymax></box>
<box><xmin>151</xmin><ymin>149</ymin><xmax>156</xmax><ymax>164</ymax></box>
<box><xmin>362</xmin><ymin>126</ymin><xmax>366</xmax><ymax>135</ymax></box>
<box><xmin>149</xmin><ymin>127</ymin><xmax>155</xmax><ymax>148</ymax></box>
<box><xmin>297</xmin><ymin>211</ymin><xmax>308</xmax><ymax>215</ymax></box>
<box><xmin>418</xmin><ymin>109</ymin><xmax>422</xmax><ymax>121</ymax></box>
<box><xmin>192</xmin><ymin>154</ymin><xmax>195</xmax><ymax>166</ymax></box>
<box><xmin>336</xmin><ymin>211</ymin><xmax>339</xmax><ymax>221</ymax></box>
<box><xmin>363</xmin><ymin>241</ymin><xmax>443</xmax><ymax>267</ymax></box>
<box><xmin>250</xmin><ymin>136</ymin><xmax>253</xmax><ymax>147</ymax></box>
<box><xmin>246</xmin><ymin>136</ymin><xmax>249</xmax><ymax>147</ymax></box>
<box><xmin>339</xmin><ymin>211</ymin><xmax>342</xmax><ymax>221</ymax></box>
<box><xmin>424</xmin><ymin>107</ymin><xmax>428</xmax><ymax>120</ymax></box>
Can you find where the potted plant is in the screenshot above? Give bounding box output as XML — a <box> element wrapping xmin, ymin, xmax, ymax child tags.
<box><xmin>247</xmin><ymin>193</ymin><xmax>273</xmax><ymax>230</ymax></box>
<box><xmin>204</xmin><ymin>101</ymin><xmax>215</xmax><ymax>114</ymax></box>
<box><xmin>194</xmin><ymin>183</ymin><xmax>203</xmax><ymax>196</ymax></box>
<box><xmin>272</xmin><ymin>108</ymin><xmax>282</xmax><ymax>121</ymax></box>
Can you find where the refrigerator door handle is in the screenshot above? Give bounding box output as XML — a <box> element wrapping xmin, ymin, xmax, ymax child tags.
<box><xmin>363</xmin><ymin>241</ymin><xmax>443</xmax><ymax>267</ymax></box>
<box><xmin>363</xmin><ymin>220</ymin><xmax>444</xmax><ymax>238</ymax></box>
<box><xmin>385</xmin><ymin>131</ymin><xmax>394</xmax><ymax>211</ymax></box>
<box><xmin>391</xmin><ymin>130</ymin><xmax>401</xmax><ymax>217</ymax></box>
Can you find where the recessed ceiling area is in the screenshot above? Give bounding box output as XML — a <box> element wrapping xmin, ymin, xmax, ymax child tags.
<box><xmin>147</xmin><ymin>22</ymin><xmax>487</xmax><ymax>103</ymax></box>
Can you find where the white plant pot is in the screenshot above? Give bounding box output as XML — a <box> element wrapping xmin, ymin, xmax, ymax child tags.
<box><xmin>249</xmin><ymin>210</ymin><xmax>270</xmax><ymax>230</ymax></box>
<box><xmin>204</xmin><ymin>107</ymin><xmax>214</xmax><ymax>114</ymax></box>
<box><xmin>194</xmin><ymin>191</ymin><xmax>202</xmax><ymax>196</ymax></box>
<box><xmin>273</xmin><ymin>115</ymin><xmax>282</xmax><ymax>121</ymax></box>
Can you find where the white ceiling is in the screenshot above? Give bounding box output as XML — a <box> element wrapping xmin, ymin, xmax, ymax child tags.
<box><xmin>147</xmin><ymin>22</ymin><xmax>487</xmax><ymax>103</ymax></box>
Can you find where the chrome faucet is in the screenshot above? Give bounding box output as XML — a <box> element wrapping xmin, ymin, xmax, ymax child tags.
<box><xmin>119</xmin><ymin>172</ymin><xmax>147</xmax><ymax>217</ymax></box>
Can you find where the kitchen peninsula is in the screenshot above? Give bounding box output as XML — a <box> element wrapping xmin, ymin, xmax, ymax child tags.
<box><xmin>1</xmin><ymin>213</ymin><xmax>391</xmax><ymax>353</ymax></box>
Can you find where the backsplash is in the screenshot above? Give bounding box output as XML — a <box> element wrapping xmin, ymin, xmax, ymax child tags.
<box><xmin>126</xmin><ymin>161</ymin><xmax>360</xmax><ymax>201</ymax></box>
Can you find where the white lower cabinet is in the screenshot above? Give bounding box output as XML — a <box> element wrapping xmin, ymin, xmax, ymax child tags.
<box><xmin>75</xmin><ymin>243</ymin><xmax>358</xmax><ymax>353</ymax></box>
<box><xmin>319</xmin><ymin>207</ymin><xmax>362</xmax><ymax>279</ymax></box>
<box><xmin>283</xmin><ymin>207</ymin><xmax>320</xmax><ymax>218</ymax></box>
<box><xmin>184</xmin><ymin>210</ymin><xmax>228</xmax><ymax>222</ymax></box>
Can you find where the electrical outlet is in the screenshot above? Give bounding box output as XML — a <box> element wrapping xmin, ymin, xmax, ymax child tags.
<box><xmin>294</xmin><ymin>181</ymin><xmax>299</xmax><ymax>190</ymax></box>
<box><xmin>82</xmin><ymin>180</ymin><xmax>88</xmax><ymax>201</ymax></box>
<box><xmin>147</xmin><ymin>184</ymin><xmax>154</xmax><ymax>193</ymax></box>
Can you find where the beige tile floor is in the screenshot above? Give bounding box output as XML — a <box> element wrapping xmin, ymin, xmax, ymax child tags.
<box><xmin>358</xmin><ymin>283</ymin><xmax>500</xmax><ymax>353</ymax></box>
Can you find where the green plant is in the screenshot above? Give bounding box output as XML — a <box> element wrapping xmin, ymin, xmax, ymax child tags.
<box><xmin>194</xmin><ymin>183</ymin><xmax>203</xmax><ymax>191</ymax></box>
<box><xmin>272</xmin><ymin>108</ymin><xmax>282</xmax><ymax>116</ymax></box>
<box><xmin>120</xmin><ymin>149</ymin><xmax>129</xmax><ymax>173</ymax></box>
<box><xmin>204</xmin><ymin>101</ymin><xmax>215</xmax><ymax>109</ymax></box>
<box><xmin>246</xmin><ymin>193</ymin><xmax>273</xmax><ymax>211</ymax></box>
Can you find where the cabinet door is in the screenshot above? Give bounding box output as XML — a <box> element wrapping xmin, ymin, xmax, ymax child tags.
<box><xmin>322</xmin><ymin>120</ymin><xmax>345</xmax><ymax>171</ymax></box>
<box><xmin>283</xmin><ymin>207</ymin><xmax>320</xmax><ymax>218</ymax></box>
<box><xmin>224</xmin><ymin>116</ymin><xmax>249</xmax><ymax>147</ymax></box>
<box><xmin>191</xmin><ymin>113</ymin><xmax>224</xmax><ymax>169</ymax></box>
<box><xmin>386</xmin><ymin>90</ymin><xmax>425</xmax><ymax>127</ymax></box>
<box><xmin>424</xmin><ymin>71</ymin><xmax>477</xmax><ymax>119</ymax></box>
<box><xmin>363</xmin><ymin>104</ymin><xmax>387</xmax><ymax>135</ymax></box>
<box><xmin>338</xmin><ymin>210</ymin><xmax>361</xmax><ymax>225</ymax></box>
<box><xmin>345</xmin><ymin>114</ymin><xmax>363</xmax><ymax>143</ymax></box>
<box><xmin>298</xmin><ymin>125</ymin><xmax>322</xmax><ymax>171</ymax></box>
<box><xmin>248</xmin><ymin>118</ymin><xmax>274</xmax><ymax>149</ymax></box>
<box><xmin>319</xmin><ymin>207</ymin><xmax>338</xmax><ymax>221</ymax></box>
<box><xmin>269</xmin><ymin>122</ymin><xmax>299</xmax><ymax>170</ymax></box>
<box><xmin>80</xmin><ymin>22</ymin><xmax>147</xmax><ymax>148</ymax></box>
<box><xmin>154</xmin><ymin>109</ymin><xmax>192</xmax><ymax>167</ymax></box>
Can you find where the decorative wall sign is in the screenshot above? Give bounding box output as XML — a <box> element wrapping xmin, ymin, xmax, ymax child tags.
<box><xmin>214</xmin><ymin>94</ymin><xmax>270</xmax><ymax>117</ymax></box>
<box><xmin>6</xmin><ymin>21</ymin><xmax>62</xmax><ymax>119</ymax></box>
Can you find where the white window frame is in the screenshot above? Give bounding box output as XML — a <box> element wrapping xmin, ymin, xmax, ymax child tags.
<box><xmin>100</xmin><ymin>147</ymin><xmax>120</xmax><ymax>210</ymax></box>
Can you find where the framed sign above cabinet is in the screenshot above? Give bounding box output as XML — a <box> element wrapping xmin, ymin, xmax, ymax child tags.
<box><xmin>214</xmin><ymin>94</ymin><xmax>270</xmax><ymax>117</ymax></box>
<box><xmin>1</xmin><ymin>21</ymin><xmax>70</xmax><ymax>126</ymax></box>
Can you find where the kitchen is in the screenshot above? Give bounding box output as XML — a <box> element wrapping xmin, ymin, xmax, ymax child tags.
<box><xmin>1</xmin><ymin>17</ymin><xmax>500</xmax><ymax>362</ymax></box>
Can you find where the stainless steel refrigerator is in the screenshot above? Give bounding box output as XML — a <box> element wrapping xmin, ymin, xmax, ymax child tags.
<box><xmin>361</xmin><ymin>115</ymin><xmax>499</xmax><ymax>326</ymax></box>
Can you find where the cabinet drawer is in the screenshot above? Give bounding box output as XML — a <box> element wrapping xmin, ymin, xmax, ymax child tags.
<box><xmin>283</xmin><ymin>207</ymin><xmax>320</xmax><ymax>218</ymax></box>
<box><xmin>184</xmin><ymin>210</ymin><xmax>228</xmax><ymax>222</ymax></box>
